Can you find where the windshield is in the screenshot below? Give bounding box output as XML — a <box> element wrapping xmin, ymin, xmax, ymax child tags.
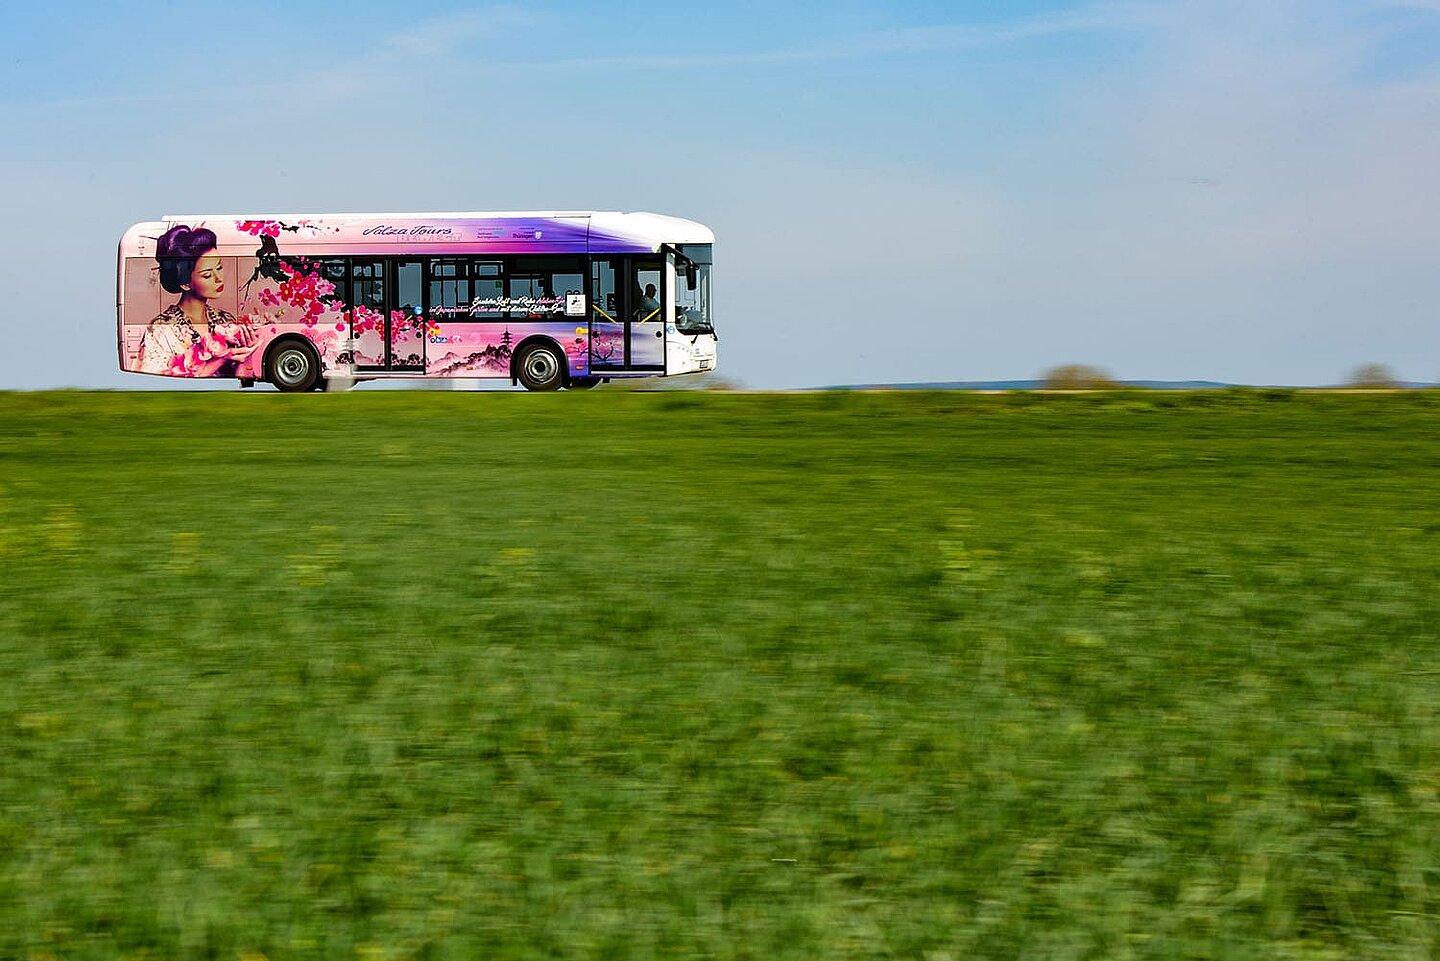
<box><xmin>673</xmin><ymin>244</ymin><xmax>713</xmax><ymax>334</ymax></box>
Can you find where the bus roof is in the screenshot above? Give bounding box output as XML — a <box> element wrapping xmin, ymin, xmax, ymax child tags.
<box><xmin>123</xmin><ymin>211</ymin><xmax>712</xmax><ymax>258</ymax></box>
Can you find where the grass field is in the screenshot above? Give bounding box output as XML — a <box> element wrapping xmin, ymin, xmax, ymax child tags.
<box><xmin>2</xmin><ymin>389</ymin><xmax>1439</xmax><ymax>960</ymax></box>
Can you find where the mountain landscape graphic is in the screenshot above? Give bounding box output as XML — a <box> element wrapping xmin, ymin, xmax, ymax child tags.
<box><xmin>431</xmin><ymin>342</ymin><xmax>513</xmax><ymax>377</ymax></box>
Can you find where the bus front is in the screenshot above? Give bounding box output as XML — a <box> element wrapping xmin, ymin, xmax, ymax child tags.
<box><xmin>666</xmin><ymin>242</ymin><xmax>717</xmax><ymax>376</ymax></box>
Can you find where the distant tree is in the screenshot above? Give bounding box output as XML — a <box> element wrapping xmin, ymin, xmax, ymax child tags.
<box><xmin>1346</xmin><ymin>363</ymin><xmax>1398</xmax><ymax>389</ymax></box>
<box><xmin>1041</xmin><ymin>364</ymin><xmax>1118</xmax><ymax>390</ymax></box>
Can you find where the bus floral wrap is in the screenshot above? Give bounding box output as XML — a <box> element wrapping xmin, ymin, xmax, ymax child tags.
<box><xmin>117</xmin><ymin>211</ymin><xmax>717</xmax><ymax>391</ymax></box>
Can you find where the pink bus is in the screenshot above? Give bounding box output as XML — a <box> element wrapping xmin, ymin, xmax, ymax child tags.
<box><xmin>117</xmin><ymin>211</ymin><xmax>716</xmax><ymax>391</ymax></box>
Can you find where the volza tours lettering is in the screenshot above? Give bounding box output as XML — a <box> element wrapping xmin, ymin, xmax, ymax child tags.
<box><xmin>361</xmin><ymin>225</ymin><xmax>455</xmax><ymax>237</ymax></box>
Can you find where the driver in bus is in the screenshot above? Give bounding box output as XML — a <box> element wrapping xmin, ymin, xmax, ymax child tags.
<box><xmin>636</xmin><ymin>283</ymin><xmax>660</xmax><ymax>321</ymax></box>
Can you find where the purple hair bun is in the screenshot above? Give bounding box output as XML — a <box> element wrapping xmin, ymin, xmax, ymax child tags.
<box><xmin>156</xmin><ymin>224</ymin><xmax>219</xmax><ymax>294</ymax></box>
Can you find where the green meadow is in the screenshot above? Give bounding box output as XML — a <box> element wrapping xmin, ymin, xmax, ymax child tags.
<box><xmin>1</xmin><ymin>389</ymin><xmax>1438</xmax><ymax>960</ymax></box>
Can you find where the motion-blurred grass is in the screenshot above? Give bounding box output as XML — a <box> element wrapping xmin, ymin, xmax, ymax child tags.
<box><xmin>1</xmin><ymin>389</ymin><xmax>1438</xmax><ymax>960</ymax></box>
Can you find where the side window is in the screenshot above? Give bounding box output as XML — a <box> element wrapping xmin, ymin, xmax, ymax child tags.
<box><xmin>428</xmin><ymin>259</ymin><xmax>470</xmax><ymax>318</ymax></box>
<box><xmin>592</xmin><ymin>259</ymin><xmax>618</xmax><ymax>320</ymax></box>
<box><xmin>318</xmin><ymin>258</ymin><xmax>348</xmax><ymax>309</ymax></box>
<box><xmin>352</xmin><ymin>260</ymin><xmax>385</xmax><ymax>310</ymax></box>
<box><xmin>470</xmin><ymin>260</ymin><xmax>503</xmax><ymax>319</ymax></box>
<box><xmin>553</xmin><ymin>272</ymin><xmax>584</xmax><ymax>307</ymax></box>
<box><xmin>507</xmin><ymin>257</ymin><xmax>582</xmax><ymax>318</ymax></box>
<box><xmin>632</xmin><ymin>263</ymin><xmax>662</xmax><ymax>323</ymax></box>
<box><xmin>507</xmin><ymin>274</ymin><xmax>548</xmax><ymax>318</ymax></box>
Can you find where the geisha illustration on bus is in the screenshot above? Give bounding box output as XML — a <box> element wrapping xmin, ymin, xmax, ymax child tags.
<box><xmin>136</xmin><ymin>225</ymin><xmax>259</xmax><ymax>377</ymax></box>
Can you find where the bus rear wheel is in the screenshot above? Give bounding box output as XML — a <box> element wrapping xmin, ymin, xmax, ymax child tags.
<box><xmin>568</xmin><ymin>376</ymin><xmax>601</xmax><ymax>390</ymax></box>
<box><xmin>268</xmin><ymin>341</ymin><xmax>321</xmax><ymax>393</ymax></box>
<box><xmin>516</xmin><ymin>343</ymin><xmax>566</xmax><ymax>392</ymax></box>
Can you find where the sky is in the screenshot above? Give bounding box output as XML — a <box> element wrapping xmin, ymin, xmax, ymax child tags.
<box><xmin>1</xmin><ymin>0</ymin><xmax>1438</xmax><ymax>389</ymax></box>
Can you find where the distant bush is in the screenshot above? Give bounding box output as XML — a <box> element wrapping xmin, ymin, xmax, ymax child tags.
<box><xmin>1346</xmin><ymin>363</ymin><xmax>1399</xmax><ymax>389</ymax></box>
<box><xmin>651</xmin><ymin>373</ymin><xmax>744</xmax><ymax>392</ymax></box>
<box><xmin>601</xmin><ymin>373</ymin><xmax>743</xmax><ymax>392</ymax></box>
<box><xmin>1041</xmin><ymin>364</ymin><xmax>1119</xmax><ymax>390</ymax></box>
<box><xmin>1256</xmin><ymin>387</ymin><xmax>1297</xmax><ymax>402</ymax></box>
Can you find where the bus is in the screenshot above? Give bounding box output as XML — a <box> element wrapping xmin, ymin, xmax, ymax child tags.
<box><xmin>117</xmin><ymin>211</ymin><xmax>716</xmax><ymax>391</ymax></box>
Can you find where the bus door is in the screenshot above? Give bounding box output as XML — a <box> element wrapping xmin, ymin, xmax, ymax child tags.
<box><xmin>590</xmin><ymin>258</ymin><xmax>665</xmax><ymax>371</ymax></box>
<box><xmin>388</xmin><ymin>260</ymin><xmax>426</xmax><ymax>370</ymax></box>
<box><xmin>351</xmin><ymin>259</ymin><xmax>387</xmax><ymax>369</ymax></box>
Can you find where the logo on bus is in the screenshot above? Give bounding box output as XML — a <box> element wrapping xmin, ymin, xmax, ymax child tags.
<box><xmin>361</xmin><ymin>225</ymin><xmax>455</xmax><ymax>237</ymax></box>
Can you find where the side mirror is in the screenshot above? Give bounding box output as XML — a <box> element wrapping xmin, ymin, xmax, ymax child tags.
<box><xmin>686</xmin><ymin>263</ymin><xmax>699</xmax><ymax>290</ymax></box>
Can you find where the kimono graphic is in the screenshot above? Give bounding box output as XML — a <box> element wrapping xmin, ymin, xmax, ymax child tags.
<box><xmin>137</xmin><ymin>304</ymin><xmax>248</xmax><ymax>376</ymax></box>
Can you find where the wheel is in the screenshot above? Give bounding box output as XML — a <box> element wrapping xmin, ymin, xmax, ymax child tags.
<box><xmin>515</xmin><ymin>342</ymin><xmax>566</xmax><ymax>392</ymax></box>
<box><xmin>568</xmin><ymin>376</ymin><xmax>601</xmax><ymax>390</ymax></box>
<box><xmin>268</xmin><ymin>341</ymin><xmax>321</xmax><ymax>393</ymax></box>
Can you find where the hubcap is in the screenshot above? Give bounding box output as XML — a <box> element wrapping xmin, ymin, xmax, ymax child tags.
<box><xmin>525</xmin><ymin>350</ymin><xmax>559</xmax><ymax>384</ymax></box>
<box><xmin>277</xmin><ymin>349</ymin><xmax>310</xmax><ymax>385</ymax></box>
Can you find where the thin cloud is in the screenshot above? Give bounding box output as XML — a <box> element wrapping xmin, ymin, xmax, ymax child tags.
<box><xmin>1</xmin><ymin>2</ymin><xmax>1157</xmax><ymax>115</ymax></box>
<box><xmin>499</xmin><ymin>2</ymin><xmax>1164</xmax><ymax>72</ymax></box>
<box><xmin>384</xmin><ymin>6</ymin><xmax>535</xmax><ymax>57</ymax></box>
<box><xmin>0</xmin><ymin>6</ymin><xmax>535</xmax><ymax>115</ymax></box>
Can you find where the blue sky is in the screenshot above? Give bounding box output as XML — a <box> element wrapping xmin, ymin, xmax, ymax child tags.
<box><xmin>2</xmin><ymin>0</ymin><xmax>1439</xmax><ymax>388</ymax></box>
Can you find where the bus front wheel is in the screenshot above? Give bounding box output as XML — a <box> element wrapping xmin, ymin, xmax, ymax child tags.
<box><xmin>268</xmin><ymin>341</ymin><xmax>321</xmax><ymax>393</ymax></box>
<box><xmin>516</xmin><ymin>343</ymin><xmax>566</xmax><ymax>392</ymax></box>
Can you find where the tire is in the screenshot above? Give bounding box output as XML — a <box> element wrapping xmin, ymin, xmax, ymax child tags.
<box><xmin>568</xmin><ymin>376</ymin><xmax>601</xmax><ymax>390</ymax></box>
<box><xmin>268</xmin><ymin>340</ymin><xmax>321</xmax><ymax>393</ymax></box>
<box><xmin>515</xmin><ymin>342</ymin><xmax>566</xmax><ymax>392</ymax></box>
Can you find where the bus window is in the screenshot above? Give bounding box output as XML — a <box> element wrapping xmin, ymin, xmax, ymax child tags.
<box><xmin>553</xmin><ymin>272</ymin><xmax>583</xmax><ymax>305</ymax></box>
<box><xmin>632</xmin><ymin>264</ymin><xmax>662</xmax><ymax>323</ymax></box>
<box><xmin>673</xmin><ymin>246</ymin><xmax>714</xmax><ymax>334</ymax></box>
<box><xmin>469</xmin><ymin>261</ymin><xmax>503</xmax><ymax>318</ymax></box>
<box><xmin>508</xmin><ymin>274</ymin><xmax>547</xmax><ymax>318</ymax></box>
<box><xmin>352</xmin><ymin>260</ymin><xmax>386</xmax><ymax>310</ymax></box>
<box><xmin>428</xmin><ymin>259</ymin><xmax>470</xmax><ymax>318</ymax></box>
<box><xmin>318</xmin><ymin>259</ymin><xmax>347</xmax><ymax>307</ymax></box>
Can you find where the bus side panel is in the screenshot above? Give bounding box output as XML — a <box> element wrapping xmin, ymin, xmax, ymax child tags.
<box><xmin>426</xmin><ymin>321</ymin><xmax>590</xmax><ymax>379</ymax></box>
<box><xmin>121</xmin><ymin>253</ymin><xmax>351</xmax><ymax>380</ymax></box>
<box><xmin>232</xmin><ymin>254</ymin><xmax>351</xmax><ymax>381</ymax></box>
<box><xmin>119</xmin><ymin>257</ymin><xmax>164</xmax><ymax>371</ymax></box>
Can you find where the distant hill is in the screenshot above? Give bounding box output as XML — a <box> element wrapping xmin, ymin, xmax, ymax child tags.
<box><xmin>819</xmin><ymin>379</ymin><xmax>1235</xmax><ymax>391</ymax></box>
<box><xmin>818</xmin><ymin>380</ymin><xmax>1438</xmax><ymax>391</ymax></box>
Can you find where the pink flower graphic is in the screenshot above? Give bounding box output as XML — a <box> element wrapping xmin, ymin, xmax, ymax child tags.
<box><xmin>236</xmin><ymin>219</ymin><xmax>285</xmax><ymax>238</ymax></box>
